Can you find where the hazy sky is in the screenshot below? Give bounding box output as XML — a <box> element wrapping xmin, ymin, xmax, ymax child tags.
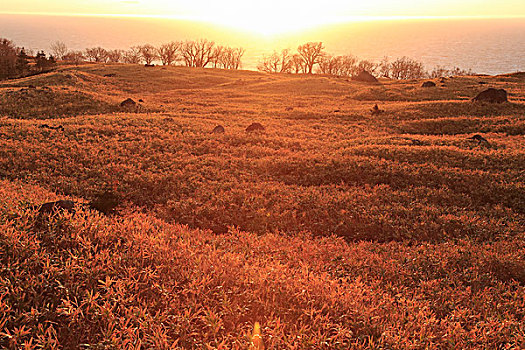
<box><xmin>3</xmin><ymin>0</ymin><xmax>525</xmax><ymax>34</ymax></box>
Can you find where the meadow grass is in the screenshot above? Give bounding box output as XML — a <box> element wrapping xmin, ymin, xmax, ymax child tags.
<box><xmin>0</xmin><ymin>64</ymin><xmax>524</xmax><ymax>348</ymax></box>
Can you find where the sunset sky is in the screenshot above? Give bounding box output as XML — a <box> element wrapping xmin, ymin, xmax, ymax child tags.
<box><xmin>3</xmin><ymin>0</ymin><xmax>525</xmax><ymax>34</ymax></box>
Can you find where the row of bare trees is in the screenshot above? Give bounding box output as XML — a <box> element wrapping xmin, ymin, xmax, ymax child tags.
<box><xmin>52</xmin><ymin>40</ymin><xmax>244</xmax><ymax>69</ymax></box>
<box><xmin>39</xmin><ymin>39</ymin><xmax>474</xmax><ymax>79</ymax></box>
<box><xmin>258</xmin><ymin>42</ymin><xmax>473</xmax><ymax>79</ymax></box>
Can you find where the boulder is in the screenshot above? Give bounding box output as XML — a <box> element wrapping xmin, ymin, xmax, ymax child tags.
<box><xmin>35</xmin><ymin>200</ymin><xmax>76</xmax><ymax>215</ymax></box>
<box><xmin>472</xmin><ymin>88</ymin><xmax>508</xmax><ymax>103</ymax></box>
<box><xmin>467</xmin><ymin>134</ymin><xmax>490</xmax><ymax>145</ymax></box>
<box><xmin>120</xmin><ymin>98</ymin><xmax>137</xmax><ymax>108</ymax></box>
<box><xmin>212</xmin><ymin>125</ymin><xmax>225</xmax><ymax>133</ymax></box>
<box><xmin>351</xmin><ymin>70</ymin><xmax>379</xmax><ymax>83</ymax></box>
<box><xmin>421</xmin><ymin>81</ymin><xmax>436</xmax><ymax>87</ymax></box>
<box><xmin>370</xmin><ymin>104</ymin><xmax>384</xmax><ymax>116</ymax></box>
<box><xmin>39</xmin><ymin>124</ymin><xmax>64</xmax><ymax>131</ymax></box>
<box><xmin>246</xmin><ymin>123</ymin><xmax>265</xmax><ymax>133</ymax></box>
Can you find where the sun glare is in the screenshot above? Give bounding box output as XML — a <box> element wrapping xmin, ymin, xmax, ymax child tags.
<box><xmin>3</xmin><ymin>0</ymin><xmax>525</xmax><ymax>35</ymax></box>
<box><xmin>153</xmin><ymin>0</ymin><xmax>343</xmax><ymax>35</ymax></box>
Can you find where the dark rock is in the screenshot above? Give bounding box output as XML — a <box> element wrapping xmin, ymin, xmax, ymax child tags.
<box><xmin>35</xmin><ymin>200</ymin><xmax>76</xmax><ymax>215</ymax></box>
<box><xmin>212</xmin><ymin>125</ymin><xmax>225</xmax><ymax>133</ymax></box>
<box><xmin>351</xmin><ymin>70</ymin><xmax>379</xmax><ymax>83</ymax></box>
<box><xmin>39</xmin><ymin>124</ymin><xmax>64</xmax><ymax>131</ymax></box>
<box><xmin>104</xmin><ymin>73</ymin><xmax>117</xmax><ymax>77</ymax></box>
<box><xmin>467</xmin><ymin>134</ymin><xmax>490</xmax><ymax>145</ymax></box>
<box><xmin>472</xmin><ymin>88</ymin><xmax>508</xmax><ymax>103</ymax></box>
<box><xmin>138</xmin><ymin>99</ymin><xmax>144</xmax><ymax>103</ymax></box>
<box><xmin>478</xmin><ymin>81</ymin><xmax>487</xmax><ymax>85</ymax></box>
<box><xmin>145</xmin><ymin>64</ymin><xmax>155</xmax><ymax>67</ymax></box>
<box><xmin>421</xmin><ymin>81</ymin><xmax>436</xmax><ymax>87</ymax></box>
<box><xmin>120</xmin><ymin>98</ymin><xmax>137</xmax><ymax>108</ymax></box>
<box><xmin>370</xmin><ymin>104</ymin><xmax>384</xmax><ymax>116</ymax></box>
<box><xmin>28</xmin><ymin>84</ymin><xmax>36</xmax><ymax>89</ymax></box>
<box><xmin>401</xmin><ymin>137</ymin><xmax>424</xmax><ymax>146</ymax></box>
<box><xmin>246</xmin><ymin>123</ymin><xmax>265</xmax><ymax>132</ymax></box>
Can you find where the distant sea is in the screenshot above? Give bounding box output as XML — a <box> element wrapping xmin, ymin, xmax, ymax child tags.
<box><xmin>1</xmin><ymin>14</ymin><xmax>524</xmax><ymax>75</ymax></box>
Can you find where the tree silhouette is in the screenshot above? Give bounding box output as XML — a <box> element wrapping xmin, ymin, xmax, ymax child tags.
<box><xmin>51</xmin><ymin>41</ymin><xmax>68</xmax><ymax>60</ymax></box>
<box><xmin>123</xmin><ymin>47</ymin><xmax>142</xmax><ymax>64</ymax></box>
<box><xmin>257</xmin><ymin>49</ymin><xmax>293</xmax><ymax>73</ymax></box>
<box><xmin>181</xmin><ymin>39</ymin><xmax>215</xmax><ymax>68</ymax></box>
<box><xmin>0</xmin><ymin>38</ymin><xmax>17</xmax><ymax>79</ymax></box>
<box><xmin>35</xmin><ymin>51</ymin><xmax>56</xmax><ymax>72</ymax></box>
<box><xmin>107</xmin><ymin>49</ymin><xmax>124</xmax><ymax>63</ymax></box>
<box><xmin>297</xmin><ymin>42</ymin><xmax>324</xmax><ymax>74</ymax></box>
<box><xmin>158</xmin><ymin>42</ymin><xmax>181</xmax><ymax>66</ymax></box>
<box><xmin>85</xmin><ymin>47</ymin><xmax>108</xmax><ymax>62</ymax></box>
<box><xmin>15</xmin><ymin>48</ymin><xmax>30</xmax><ymax>76</ymax></box>
<box><xmin>63</xmin><ymin>51</ymin><xmax>85</xmax><ymax>65</ymax></box>
<box><xmin>139</xmin><ymin>44</ymin><xmax>158</xmax><ymax>65</ymax></box>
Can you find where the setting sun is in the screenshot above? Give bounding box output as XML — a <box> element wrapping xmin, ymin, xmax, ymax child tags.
<box><xmin>2</xmin><ymin>0</ymin><xmax>525</xmax><ymax>35</ymax></box>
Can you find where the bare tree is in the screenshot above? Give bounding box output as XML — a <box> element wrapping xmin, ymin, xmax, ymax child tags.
<box><xmin>211</xmin><ymin>45</ymin><xmax>225</xmax><ymax>68</ymax></box>
<box><xmin>157</xmin><ymin>41</ymin><xmax>181</xmax><ymax>66</ymax></box>
<box><xmin>123</xmin><ymin>46</ymin><xmax>142</xmax><ymax>64</ymax></box>
<box><xmin>228</xmin><ymin>47</ymin><xmax>244</xmax><ymax>70</ymax></box>
<box><xmin>107</xmin><ymin>49</ymin><xmax>124</xmax><ymax>63</ymax></box>
<box><xmin>318</xmin><ymin>55</ymin><xmax>342</xmax><ymax>75</ymax></box>
<box><xmin>378</xmin><ymin>57</ymin><xmax>391</xmax><ymax>78</ymax></box>
<box><xmin>297</xmin><ymin>42</ymin><xmax>324</xmax><ymax>74</ymax></box>
<box><xmin>181</xmin><ymin>39</ymin><xmax>215</xmax><ymax>68</ymax></box>
<box><xmin>318</xmin><ymin>54</ymin><xmax>358</xmax><ymax>76</ymax></box>
<box><xmin>257</xmin><ymin>49</ymin><xmax>293</xmax><ymax>73</ymax></box>
<box><xmin>63</xmin><ymin>50</ymin><xmax>85</xmax><ymax>65</ymax></box>
<box><xmin>139</xmin><ymin>44</ymin><xmax>158</xmax><ymax>65</ymax></box>
<box><xmin>85</xmin><ymin>47</ymin><xmax>108</xmax><ymax>62</ymax></box>
<box><xmin>217</xmin><ymin>47</ymin><xmax>244</xmax><ymax>69</ymax></box>
<box><xmin>50</xmin><ymin>41</ymin><xmax>68</xmax><ymax>60</ymax></box>
<box><xmin>389</xmin><ymin>57</ymin><xmax>425</xmax><ymax>79</ymax></box>
<box><xmin>449</xmin><ymin>66</ymin><xmax>474</xmax><ymax>77</ymax></box>
<box><xmin>357</xmin><ymin>60</ymin><xmax>379</xmax><ymax>75</ymax></box>
<box><xmin>291</xmin><ymin>54</ymin><xmax>305</xmax><ymax>73</ymax></box>
<box><xmin>340</xmin><ymin>55</ymin><xmax>359</xmax><ymax>76</ymax></box>
<box><xmin>181</xmin><ymin>41</ymin><xmax>196</xmax><ymax>67</ymax></box>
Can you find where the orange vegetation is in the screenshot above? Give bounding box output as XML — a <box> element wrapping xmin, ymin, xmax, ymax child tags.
<box><xmin>0</xmin><ymin>64</ymin><xmax>524</xmax><ymax>348</ymax></box>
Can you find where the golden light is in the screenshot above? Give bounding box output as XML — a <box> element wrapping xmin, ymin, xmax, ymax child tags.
<box><xmin>150</xmin><ymin>0</ymin><xmax>342</xmax><ymax>35</ymax></box>
<box><xmin>3</xmin><ymin>0</ymin><xmax>524</xmax><ymax>36</ymax></box>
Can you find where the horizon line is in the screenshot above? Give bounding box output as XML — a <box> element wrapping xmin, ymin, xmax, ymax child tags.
<box><xmin>2</xmin><ymin>11</ymin><xmax>525</xmax><ymax>22</ymax></box>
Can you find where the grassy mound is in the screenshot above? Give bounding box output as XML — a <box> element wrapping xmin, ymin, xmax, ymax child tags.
<box><xmin>1</xmin><ymin>64</ymin><xmax>524</xmax><ymax>348</ymax></box>
<box><xmin>1</xmin><ymin>179</ymin><xmax>524</xmax><ymax>349</ymax></box>
<box><xmin>0</xmin><ymin>87</ymin><xmax>120</xmax><ymax>119</ymax></box>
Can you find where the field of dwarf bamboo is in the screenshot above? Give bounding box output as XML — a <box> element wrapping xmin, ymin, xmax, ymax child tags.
<box><xmin>0</xmin><ymin>64</ymin><xmax>524</xmax><ymax>348</ymax></box>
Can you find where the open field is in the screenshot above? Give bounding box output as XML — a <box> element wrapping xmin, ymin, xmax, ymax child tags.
<box><xmin>1</xmin><ymin>64</ymin><xmax>524</xmax><ymax>348</ymax></box>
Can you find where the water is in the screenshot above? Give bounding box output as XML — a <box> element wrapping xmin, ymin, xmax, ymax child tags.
<box><xmin>1</xmin><ymin>14</ymin><xmax>524</xmax><ymax>75</ymax></box>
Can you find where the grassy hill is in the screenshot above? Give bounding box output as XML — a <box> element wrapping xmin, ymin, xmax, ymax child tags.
<box><xmin>0</xmin><ymin>64</ymin><xmax>524</xmax><ymax>349</ymax></box>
